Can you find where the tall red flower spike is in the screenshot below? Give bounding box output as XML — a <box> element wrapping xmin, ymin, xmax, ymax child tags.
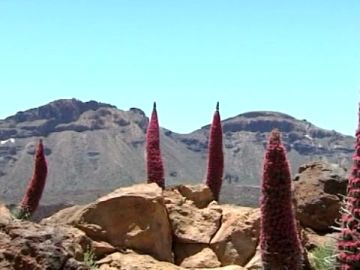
<box><xmin>205</xmin><ymin>102</ymin><xmax>224</xmax><ymax>201</ymax></box>
<box><xmin>146</xmin><ymin>102</ymin><xmax>165</xmax><ymax>188</ymax></box>
<box><xmin>19</xmin><ymin>139</ymin><xmax>48</xmax><ymax>216</ymax></box>
<box><xmin>337</xmin><ymin>104</ymin><xmax>360</xmax><ymax>270</ymax></box>
<box><xmin>260</xmin><ymin>130</ymin><xmax>303</xmax><ymax>269</ymax></box>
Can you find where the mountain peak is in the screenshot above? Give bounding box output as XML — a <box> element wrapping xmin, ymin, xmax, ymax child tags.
<box><xmin>220</xmin><ymin>110</ymin><xmax>330</xmax><ymax>135</ymax></box>
<box><xmin>239</xmin><ymin>111</ymin><xmax>296</xmax><ymax>120</ymax></box>
<box><xmin>6</xmin><ymin>99</ymin><xmax>115</xmax><ymax>123</ymax></box>
<box><xmin>0</xmin><ymin>99</ymin><xmax>147</xmax><ymax>139</ymax></box>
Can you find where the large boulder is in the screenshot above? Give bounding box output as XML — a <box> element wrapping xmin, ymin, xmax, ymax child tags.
<box><xmin>0</xmin><ymin>220</ymin><xmax>90</xmax><ymax>270</ymax></box>
<box><xmin>38</xmin><ymin>183</ymin><xmax>267</xmax><ymax>269</ymax></box>
<box><xmin>293</xmin><ymin>161</ymin><xmax>348</xmax><ymax>231</ymax></box>
<box><xmin>164</xmin><ymin>186</ymin><xmax>261</xmax><ymax>268</ymax></box>
<box><xmin>164</xmin><ymin>189</ymin><xmax>222</xmax><ymax>244</ymax></box>
<box><xmin>43</xmin><ymin>183</ymin><xmax>173</xmax><ymax>262</ymax></box>
<box><xmin>210</xmin><ymin>205</ymin><xmax>260</xmax><ymax>266</ymax></box>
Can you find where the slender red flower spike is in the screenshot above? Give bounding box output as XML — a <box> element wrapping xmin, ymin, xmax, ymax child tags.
<box><xmin>260</xmin><ymin>130</ymin><xmax>303</xmax><ymax>269</ymax></box>
<box><xmin>337</xmin><ymin>104</ymin><xmax>360</xmax><ymax>269</ymax></box>
<box><xmin>205</xmin><ymin>102</ymin><xmax>224</xmax><ymax>201</ymax></box>
<box><xmin>146</xmin><ymin>102</ymin><xmax>165</xmax><ymax>188</ymax></box>
<box><xmin>19</xmin><ymin>139</ymin><xmax>48</xmax><ymax>216</ymax></box>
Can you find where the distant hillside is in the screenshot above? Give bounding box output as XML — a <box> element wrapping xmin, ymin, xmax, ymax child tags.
<box><xmin>0</xmin><ymin>99</ymin><xmax>354</xmax><ymax>208</ymax></box>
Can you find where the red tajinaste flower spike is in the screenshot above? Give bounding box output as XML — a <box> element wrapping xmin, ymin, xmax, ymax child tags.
<box><xmin>205</xmin><ymin>102</ymin><xmax>224</xmax><ymax>201</ymax></box>
<box><xmin>337</xmin><ymin>104</ymin><xmax>360</xmax><ymax>270</ymax></box>
<box><xmin>146</xmin><ymin>102</ymin><xmax>165</xmax><ymax>188</ymax></box>
<box><xmin>260</xmin><ymin>129</ymin><xmax>303</xmax><ymax>269</ymax></box>
<box><xmin>19</xmin><ymin>139</ymin><xmax>48</xmax><ymax>216</ymax></box>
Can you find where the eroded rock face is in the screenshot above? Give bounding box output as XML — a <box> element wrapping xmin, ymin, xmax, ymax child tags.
<box><xmin>43</xmin><ymin>183</ymin><xmax>173</xmax><ymax>262</ymax></box>
<box><xmin>0</xmin><ymin>219</ymin><xmax>90</xmax><ymax>270</ymax></box>
<box><xmin>3</xmin><ymin>99</ymin><xmax>117</xmax><ymax>136</ymax></box>
<box><xmin>164</xmin><ymin>190</ymin><xmax>222</xmax><ymax>244</ymax></box>
<box><xmin>293</xmin><ymin>161</ymin><xmax>348</xmax><ymax>231</ymax></box>
<box><xmin>163</xmin><ymin>187</ymin><xmax>261</xmax><ymax>267</ymax></box>
<box><xmin>210</xmin><ymin>205</ymin><xmax>260</xmax><ymax>266</ymax></box>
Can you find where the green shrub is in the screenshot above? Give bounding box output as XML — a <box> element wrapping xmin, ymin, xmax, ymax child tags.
<box><xmin>11</xmin><ymin>206</ymin><xmax>31</xmax><ymax>220</ymax></box>
<box><xmin>309</xmin><ymin>244</ymin><xmax>338</xmax><ymax>270</ymax></box>
<box><xmin>84</xmin><ymin>246</ymin><xmax>97</xmax><ymax>269</ymax></box>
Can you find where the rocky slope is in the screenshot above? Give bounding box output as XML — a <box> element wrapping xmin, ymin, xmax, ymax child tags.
<box><xmin>0</xmin><ymin>99</ymin><xmax>354</xmax><ymax>209</ymax></box>
<box><xmin>0</xmin><ymin>177</ymin><xmax>343</xmax><ymax>269</ymax></box>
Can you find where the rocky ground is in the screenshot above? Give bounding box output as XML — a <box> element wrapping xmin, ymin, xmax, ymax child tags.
<box><xmin>0</xmin><ymin>161</ymin><xmax>346</xmax><ymax>270</ymax></box>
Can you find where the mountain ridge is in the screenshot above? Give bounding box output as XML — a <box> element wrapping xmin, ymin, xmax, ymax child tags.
<box><xmin>0</xmin><ymin>99</ymin><xmax>354</xmax><ymax>208</ymax></box>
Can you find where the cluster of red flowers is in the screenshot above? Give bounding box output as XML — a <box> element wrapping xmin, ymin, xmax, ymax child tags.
<box><xmin>260</xmin><ymin>130</ymin><xmax>303</xmax><ymax>269</ymax></box>
<box><xmin>205</xmin><ymin>102</ymin><xmax>224</xmax><ymax>201</ymax></box>
<box><xmin>146</xmin><ymin>102</ymin><xmax>165</xmax><ymax>189</ymax></box>
<box><xmin>19</xmin><ymin>139</ymin><xmax>48</xmax><ymax>216</ymax></box>
<box><xmin>337</xmin><ymin>106</ymin><xmax>360</xmax><ymax>270</ymax></box>
<box><xmin>146</xmin><ymin>102</ymin><xmax>224</xmax><ymax>200</ymax></box>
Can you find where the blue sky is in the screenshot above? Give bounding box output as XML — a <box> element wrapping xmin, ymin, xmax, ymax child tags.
<box><xmin>0</xmin><ymin>1</ymin><xmax>359</xmax><ymax>135</ymax></box>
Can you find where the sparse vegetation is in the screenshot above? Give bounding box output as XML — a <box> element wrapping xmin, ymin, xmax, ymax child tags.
<box><xmin>205</xmin><ymin>102</ymin><xmax>224</xmax><ymax>201</ymax></box>
<box><xmin>310</xmin><ymin>244</ymin><xmax>337</xmax><ymax>270</ymax></box>
<box><xmin>11</xmin><ymin>205</ymin><xmax>31</xmax><ymax>220</ymax></box>
<box><xmin>84</xmin><ymin>246</ymin><xmax>97</xmax><ymax>269</ymax></box>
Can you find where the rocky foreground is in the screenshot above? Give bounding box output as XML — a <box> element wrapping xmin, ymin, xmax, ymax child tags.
<box><xmin>0</xmin><ymin>161</ymin><xmax>346</xmax><ymax>270</ymax></box>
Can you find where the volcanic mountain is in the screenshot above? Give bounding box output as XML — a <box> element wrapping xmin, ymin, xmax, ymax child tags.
<box><xmin>0</xmin><ymin>99</ymin><xmax>354</xmax><ymax>210</ymax></box>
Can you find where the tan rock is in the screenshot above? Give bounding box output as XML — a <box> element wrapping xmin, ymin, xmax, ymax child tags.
<box><xmin>245</xmin><ymin>245</ymin><xmax>262</xmax><ymax>270</ymax></box>
<box><xmin>293</xmin><ymin>161</ymin><xmax>347</xmax><ymax>231</ymax></box>
<box><xmin>0</xmin><ymin>203</ymin><xmax>12</xmax><ymax>226</ymax></box>
<box><xmin>175</xmin><ymin>184</ymin><xmax>214</xmax><ymax>208</ymax></box>
<box><xmin>97</xmin><ymin>251</ymin><xmax>245</xmax><ymax>270</ymax></box>
<box><xmin>91</xmin><ymin>240</ymin><xmax>117</xmax><ymax>259</ymax></box>
<box><xmin>166</xmin><ymin>198</ymin><xmax>222</xmax><ymax>244</ymax></box>
<box><xmin>304</xmin><ymin>230</ymin><xmax>338</xmax><ymax>250</ymax></box>
<box><xmin>0</xmin><ymin>220</ymin><xmax>90</xmax><ymax>269</ymax></box>
<box><xmin>210</xmin><ymin>205</ymin><xmax>260</xmax><ymax>266</ymax></box>
<box><xmin>60</xmin><ymin>226</ymin><xmax>92</xmax><ymax>261</ymax></box>
<box><xmin>44</xmin><ymin>183</ymin><xmax>173</xmax><ymax>262</ymax></box>
<box><xmin>174</xmin><ymin>243</ymin><xmax>221</xmax><ymax>268</ymax></box>
<box><xmin>97</xmin><ymin>251</ymin><xmax>182</xmax><ymax>270</ymax></box>
<box><xmin>163</xmin><ymin>189</ymin><xmax>187</xmax><ymax>206</ymax></box>
<box><xmin>42</xmin><ymin>204</ymin><xmax>85</xmax><ymax>224</ymax></box>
